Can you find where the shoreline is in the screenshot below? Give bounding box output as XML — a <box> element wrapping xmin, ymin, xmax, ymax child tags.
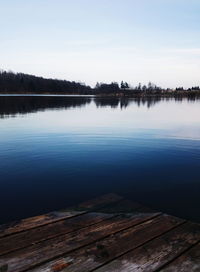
<box><xmin>0</xmin><ymin>91</ymin><xmax>200</xmax><ymax>98</ymax></box>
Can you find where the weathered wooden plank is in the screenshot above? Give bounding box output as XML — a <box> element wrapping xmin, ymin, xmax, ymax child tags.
<box><xmin>99</xmin><ymin>199</ymin><xmax>156</xmax><ymax>214</ymax></box>
<box><xmin>0</xmin><ymin>212</ymin><xmax>114</xmax><ymax>256</ymax></box>
<box><xmin>73</xmin><ymin>194</ymin><xmax>123</xmax><ymax>210</ymax></box>
<box><xmin>28</xmin><ymin>214</ymin><xmax>184</xmax><ymax>272</ymax></box>
<box><xmin>136</xmin><ymin>205</ymin><xmax>158</xmax><ymax>214</ymax></box>
<box><xmin>160</xmin><ymin>242</ymin><xmax>200</xmax><ymax>272</ymax></box>
<box><xmin>98</xmin><ymin>199</ymin><xmax>142</xmax><ymax>214</ymax></box>
<box><xmin>0</xmin><ymin>193</ymin><xmax>122</xmax><ymax>238</ymax></box>
<box><xmin>0</xmin><ymin>212</ymin><xmax>159</xmax><ymax>272</ymax></box>
<box><xmin>94</xmin><ymin>222</ymin><xmax>200</xmax><ymax>272</ymax></box>
<box><xmin>0</xmin><ymin>198</ymin><xmax>146</xmax><ymax>255</ymax></box>
<box><xmin>0</xmin><ymin>211</ymin><xmax>83</xmax><ymax>239</ymax></box>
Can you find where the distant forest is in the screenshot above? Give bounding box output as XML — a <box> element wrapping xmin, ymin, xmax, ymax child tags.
<box><xmin>0</xmin><ymin>70</ymin><xmax>200</xmax><ymax>96</ymax></box>
<box><xmin>0</xmin><ymin>71</ymin><xmax>91</xmax><ymax>94</ymax></box>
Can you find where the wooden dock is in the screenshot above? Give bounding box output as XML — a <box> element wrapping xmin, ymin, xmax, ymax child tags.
<box><xmin>0</xmin><ymin>193</ymin><xmax>200</xmax><ymax>272</ymax></box>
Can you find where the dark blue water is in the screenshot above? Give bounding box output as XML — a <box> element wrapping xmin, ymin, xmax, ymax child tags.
<box><xmin>0</xmin><ymin>95</ymin><xmax>200</xmax><ymax>223</ymax></box>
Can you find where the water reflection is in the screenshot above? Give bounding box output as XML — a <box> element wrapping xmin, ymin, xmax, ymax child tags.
<box><xmin>0</xmin><ymin>96</ymin><xmax>91</xmax><ymax>118</ymax></box>
<box><xmin>94</xmin><ymin>96</ymin><xmax>199</xmax><ymax>109</ymax></box>
<box><xmin>0</xmin><ymin>95</ymin><xmax>199</xmax><ymax>118</ymax></box>
<box><xmin>0</xmin><ymin>95</ymin><xmax>200</xmax><ymax>223</ymax></box>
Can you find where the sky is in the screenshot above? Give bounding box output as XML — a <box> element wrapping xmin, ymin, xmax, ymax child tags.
<box><xmin>1</xmin><ymin>0</ymin><xmax>200</xmax><ymax>88</ymax></box>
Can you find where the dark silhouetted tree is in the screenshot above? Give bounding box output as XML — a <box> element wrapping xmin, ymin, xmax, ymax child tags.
<box><xmin>0</xmin><ymin>70</ymin><xmax>91</xmax><ymax>94</ymax></box>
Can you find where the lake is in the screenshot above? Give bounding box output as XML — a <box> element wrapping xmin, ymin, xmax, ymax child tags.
<box><xmin>0</xmin><ymin>95</ymin><xmax>200</xmax><ymax>224</ymax></box>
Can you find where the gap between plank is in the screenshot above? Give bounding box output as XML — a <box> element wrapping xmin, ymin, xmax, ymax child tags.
<box><xmin>89</xmin><ymin>220</ymin><xmax>187</xmax><ymax>272</ymax></box>
<box><xmin>155</xmin><ymin>240</ymin><xmax>200</xmax><ymax>272</ymax></box>
<box><xmin>23</xmin><ymin>213</ymin><xmax>162</xmax><ymax>272</ymax></box>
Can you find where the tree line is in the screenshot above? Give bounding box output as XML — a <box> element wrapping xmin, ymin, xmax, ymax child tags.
<box><xmin>0</xmin><ymin>70</ymin><xmax>91</xmax><ymax>94</ymax></box>
<box><xmin>0</xmin><ymin>70</ymin><xmax>200</xmax><ymax>95</ymax></box>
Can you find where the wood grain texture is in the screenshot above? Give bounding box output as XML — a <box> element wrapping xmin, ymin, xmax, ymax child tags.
<box><xmin>98</xmin><ymin>199</ymin><xmax>157</xmax><ymax>214</ymax></box>
<box><xmin>0</xmin><ymin>194</ymin><xmax>199</xmax><ymax>272</ymax></box>
<box><xmin>94</xmin><ymin>222</ymin><xmax>200</xmax><ymax>272</ymax></box>
<box><xmin>0</xmin><ymin>212</ymin><xmax>114</xmax><ymax>256</ymax></box>
<box><xmin>0</xmin><ymin>193</ymin><xmax>122</xmax><ymax>238</ymax></box>
<box><xmin>0</xmin><ymin>198</ymin><xmax>150</xmax><ymax>256</ymax></box>
<box><xmin>0</xmin><ymin>210</ymin><xmax>84</xmax><ymax>239</ymax></box>
<box><xmin>73</xmin><ymin>193</ymin><xmax>123</xmax><ymax>211</ymax></box>
<box><xmin>29</xmin><ymin>214</ymin><xmax>183</xmax><ymax>272</ymax></box>
<box><xmin>0</xmin><ymin>212</ymin><xmax>158</xmax><ymax>272</ymax></box>
<box><xmin>160</xmin><ymin>242</ymin><xmax>200</xmax><ymax>272</ymax></box>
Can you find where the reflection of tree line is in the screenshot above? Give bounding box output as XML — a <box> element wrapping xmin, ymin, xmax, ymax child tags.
<box><xmin>0</xmin><ymin>96</ymin><xmax>91</xmax><ymax>118</ymax></box>
<box><xmin>94</xmin><ymin>96</ymin><xmax>199</xmax><ymax>109</ymax></box>
<box><xmin>0</xmin><ymin>95</ymin><xmax>199</xmax><ymax>118</ymax></box>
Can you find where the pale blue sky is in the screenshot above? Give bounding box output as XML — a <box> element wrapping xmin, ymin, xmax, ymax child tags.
<box><xmin>1</xmin><ymin>0</ymin><xmax>200</xmax><ymax>87</ymax></box>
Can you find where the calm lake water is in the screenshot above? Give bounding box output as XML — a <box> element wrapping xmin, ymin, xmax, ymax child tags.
<box><xmin>0</xmin><ymin>95</ymin><xmax>200</xmax><ymax>223</ymax></box>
